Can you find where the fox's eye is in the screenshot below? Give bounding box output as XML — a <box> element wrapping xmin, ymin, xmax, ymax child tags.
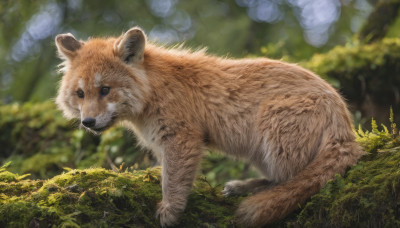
<box><xmin>100</xmin><ymin>86</ymin><xmax>110</xmax><ymax>96</ymax></box>
<box><xmin>77</xmin><ymin>89</ymin><xmax>85</xmax><ymax>98</ymax></box>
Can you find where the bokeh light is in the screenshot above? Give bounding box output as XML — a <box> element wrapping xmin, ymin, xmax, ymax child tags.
<box><xmin>11</xmin><ymin>2</ymin><xmax>62</xmax><ymax>62</ymax></box>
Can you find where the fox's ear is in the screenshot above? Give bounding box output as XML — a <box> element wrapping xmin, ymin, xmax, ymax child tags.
<box><xmin>115</xmin><ymin>27</ymin><xmax>146</xmax><ymax>64</ymax></box>
<box><xmin>55</xmin><ymin>33</ymin><xmax>82</xmax><ymax>59</ymax></box>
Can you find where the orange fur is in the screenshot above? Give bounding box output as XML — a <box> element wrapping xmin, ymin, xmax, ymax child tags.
<box><xmin>55</xmin><ymin>27</ymin><xmax>364</xmax><ymax>227</ymax></box>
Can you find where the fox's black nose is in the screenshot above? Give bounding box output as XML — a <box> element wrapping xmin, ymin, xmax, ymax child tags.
<box><xmin>82</xmin><ymin>117</ymin><xmax>96</xmax><ymax>128</ymax></box>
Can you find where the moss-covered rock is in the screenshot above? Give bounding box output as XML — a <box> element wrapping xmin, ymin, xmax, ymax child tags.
<box><xmin>0</xmin><ymin>165</ymin><xmax>240</xmax><ymax>227</ymax></box>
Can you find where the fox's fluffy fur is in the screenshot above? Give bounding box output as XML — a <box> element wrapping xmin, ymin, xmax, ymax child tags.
<box><xmin>55</xmin><ymin>27</ymin><xmax>364</xmax><ymax>227</ymax></box>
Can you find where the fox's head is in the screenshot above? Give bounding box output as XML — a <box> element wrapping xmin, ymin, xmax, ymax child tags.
<box><xmin>55</xmin><ymin>27</ymin><xmax>149</xmax><ymax>133</ymax></box>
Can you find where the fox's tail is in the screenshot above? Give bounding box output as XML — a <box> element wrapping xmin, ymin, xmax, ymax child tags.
<box><xmin>236</xmin><ymin>140</ymin><xmax>364</xmax><ymax>227</ymax></box>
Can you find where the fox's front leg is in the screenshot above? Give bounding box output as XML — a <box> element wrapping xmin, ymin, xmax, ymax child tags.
<box><xmin>156</xmin><ymin>132</ymin><xmax>203</xmax><ymax>227</ymax></box>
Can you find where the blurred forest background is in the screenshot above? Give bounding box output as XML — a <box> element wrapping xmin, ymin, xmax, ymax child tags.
<box><xmin>1</xmin><ymin>0</ymin><xmax>400</xmax><ymax>181</ymax></box>
<box><xmin>0</xmin><ymin>0</ymin><xmax>392</xmax><ymax>102</ymax></box>
<box><xmin>1</xmin><ymin>0</ymin><xmax>400</xmax><ymax>125</ymax></box>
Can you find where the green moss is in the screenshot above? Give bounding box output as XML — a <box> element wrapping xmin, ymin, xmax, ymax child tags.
<box><xmin>302</xmin><ymin>38</ymin><xmax>400</xmax><ymax>125</ymax></box>
<box><xmin>0</xmin><ymin>166</ymin><xmax>240</xmax><ymax>227</ymax></box>
<box><xmin>178</xmin><ymin>177</ymin><xmax>240</xmax><ymax>227</ymax></box>
<box><xmin>303</xmin><ymin>38</ymin><xmax>400</xmax><ymax>83</ymax></box>
<box><xmin>0</xmin><ymin>171</ymin><xmax>18</xmax><ymax>182</ymax></box>
<box><xmin>0</xmin><ymin>102</ymin><xmax>79</xmax><ymax>178</ymax></box>
<box><xmin>0</xmin><ymin>201</ymin><xmax>62</xmax><ymax>228</ymax></box>
<box><xmin>0</xmin><ymin>162</ymin><xmax>30</xmax><ymax>183</ymax></box>
<box><xmin>284</xmin><ymin>115</ymin><xmax>400</xmax><ymax>227</ymax></box>
<box><xmin>291</xmin><ymin>149</ymin><xmax>400</xmax><ymax>227</ymax></box>
<box><xmin>0</xmin><ymin>102</ymin><xmax>152</xmax><ymax>179</ymax></box>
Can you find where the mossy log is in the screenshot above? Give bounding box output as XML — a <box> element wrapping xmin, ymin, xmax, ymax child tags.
<box><xmin>1</xmin><ymin>146</ymin><xmax>400</xmax><ymax>227</ymax></box>
<box><xmin>302</xmin><ymin>38</ymin><xmax>400</xmax><ymax>125</ymax></box>
<box><xmin>0</xmin><ymin>166</ymin><xmax>239</xmax><ymax>227</ymax></box>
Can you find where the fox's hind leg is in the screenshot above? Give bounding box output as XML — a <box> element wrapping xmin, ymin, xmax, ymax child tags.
<box><xmin>222</xmin><ymin>178</ymin><xmax>276</xmax><ymax>196</ymax></box>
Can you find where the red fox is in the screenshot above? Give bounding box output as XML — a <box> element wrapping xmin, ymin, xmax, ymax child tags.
<box><xmin>55</xmin><ymin>27</ymin><xmax>364</xmax><ymax>227</ymax></box>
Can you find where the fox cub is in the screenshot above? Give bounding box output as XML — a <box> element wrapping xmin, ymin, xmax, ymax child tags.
<box><xmin>55</xmin><ymin>27</ymin><xmax>364</xmax><ymax>227</ymax></box>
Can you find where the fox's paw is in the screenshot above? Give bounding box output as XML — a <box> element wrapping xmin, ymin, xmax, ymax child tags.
<box><xmin>156</xmin><ymin>201</ymin><xmax>179</xmax><ymax>227</ymax></box>
<box><xmin>222</xmin><ymin>180</ymin><xmax>248</xmax><ymax>196</ymax></box>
